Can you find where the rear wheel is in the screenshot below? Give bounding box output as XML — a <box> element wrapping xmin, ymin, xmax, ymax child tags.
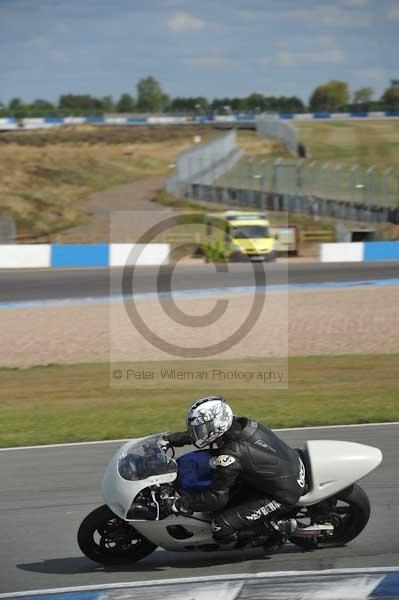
<box><xmin>290</xmin><ymin>484</ymin><xmax>371</xmax><ymax>549</ymax></box>
<box><xmin>78</xmin><ymin>505</ymin><xmax>157</xmax><ymax>565</ymax></box>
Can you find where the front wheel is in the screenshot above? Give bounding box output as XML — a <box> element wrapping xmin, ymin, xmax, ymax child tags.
<box><xmin>78</xmin><ymin>505</ymin><xmax>157</xmax><ymax>565</ymax></box>
<box><xmin>291</xmin><ymin>484</ymin><xmax>371</xmax><ymax>549</ymax></box>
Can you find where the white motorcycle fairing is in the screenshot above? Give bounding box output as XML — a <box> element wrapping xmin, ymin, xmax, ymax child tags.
<box><xmin>133</xmin><ymin>514</ymin><xmax>215</xmax><ymax>551</ymax></box>
<box><xmin>101</xmin><ymin>434</ymin><xmax>216</xmax><ymax>550</ymax></box>
<box><xmin>102</xmin><ymin>435</ymin><xmax>178</xmax><ymax>520</ymax></box>
<box><xmin>101</xmin><ymin>434</ymin><xmax>382</xmax><ymax>552</ymax></box>
<box><xmin>298</xmin><ymin>440</ymin><xmax>382</xmax><ymax>506</ymax></box>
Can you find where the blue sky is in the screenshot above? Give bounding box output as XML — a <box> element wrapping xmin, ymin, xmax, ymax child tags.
<box><xmin>0</xmin><ymin>0</ymin><xmax>398</xmax><ymax>104</ymax></box>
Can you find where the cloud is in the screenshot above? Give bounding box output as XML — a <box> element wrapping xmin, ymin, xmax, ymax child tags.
<box><xmin>237</xmin><ymin>9</ymin><xmax>259</xmax><ymax>22</ymax></box>
<box><xmin>285</xmin><ymin>5</ymin><xmax>371</xmax><ymax>27</ymax></box>
<box><xmin>274</xmin><ymin>34</ymin><xmax>338</xmax><ymax>50</ymax></box>
<box><xmin>54</xmin><ymin>22</ymin><xmax>70</xmax><ymax>34</ymax></box>
<box><xmin>27</xmin><ymin>36</ymin><xmax>50</xmax><ymax>50</ymax></box>
<box><xmin>166</xmin><ymin>11</ymin><xmax>205</xmax><ymax>32</ymax></box>
<box><xmin>340</xmin><ymin>0</ymin><xmax>369</xmax><ymax>7</ymax></box>
<box><xmin>388</xmin><ymin>4</ymin><xmax>399</xmax><ymax>20</ymax></box>
<box><xmin>357</xmin><ymin>67</ymin><xmax>388</xmax><ymax>82</ymax></box>
<box><xmin>48</xmin><ymin>50</ymin><xmax>68</xmax><ymax>64</ymax></box>
<box><xmin>264</xmin><ymin>48</ymin><xmax>345</xmax><ymax>67</ymax></box>
<box><xmin>188</xmin><ymin>56</ymin><xmax>233</xmax><ymax>70</ymax></box>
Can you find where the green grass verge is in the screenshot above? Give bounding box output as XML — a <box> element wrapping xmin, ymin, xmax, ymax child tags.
<box><xmin>295</xmin><ymin>120</ymin><xmax>399</xmax><ymax>169</ymax></box>
<box><xmin>0</xmin><ymin>354</ymin><xmax>398</xmax><ymax>447</ymax></box>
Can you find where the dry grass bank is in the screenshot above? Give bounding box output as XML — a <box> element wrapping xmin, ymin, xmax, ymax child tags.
<box><xmin>1</xmin><ymin>121</ymin><xmax>397</xmax><ymax>242</ymax></box>
<box><xmin>0</xmin><ymin>126</ymin><xmax>217</xmax><ymax>240</ymax></box>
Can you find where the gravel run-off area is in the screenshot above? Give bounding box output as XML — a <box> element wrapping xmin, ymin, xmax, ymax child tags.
<box><xmin>2</xmin><ymin>285</ymin><xmax>399</xmax><ymax>367</ymax></box>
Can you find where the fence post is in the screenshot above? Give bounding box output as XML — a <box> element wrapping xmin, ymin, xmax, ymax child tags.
<box><xmin>253</xmin><ymin>173</ymin><xmax>262</xmax><ymax>192</ymax></box>
<box><xmin>247</xmin><ymin>158</ymin><xmax>254</xmax><ymax>189</ymax></box>
<box><xmin>321</xmin><ymin>162</ymin><xmax>329</xmax><ymax>197</ymax></box>
<box><xmin>199</xmin><ymin>156</ymin><xmax>204</xmax><ymax>181</ymax></box>
<box><xmin>259</xmin><ymin>159</ymin><xmax>267</xmax><ymax>192</ymax></box>
<box><xmin>333</xmin><ymin>164</ymin><xmax>342</xmax><ymax>200</ymax></box>
<box><xmin>253</xmin><ymin>158</ymin><xmax>262</xmax><ymax>193</ymax></box>
<box><xmin>382</xmin><ymin>167</ymin><xmax>392</xmax><ymax>207</ymax></box>
<box><xmin>364</xmin><ymin>165</ymin><xmax>375</xmax><ymax>206</ymax></box>
<box><xmin>296</xmin><ymin>160</ymin><xmax>304</xmax><ymax>194</ymax></box>
<box><xmin>272</xmin><ymin>157</ymin><xmax>281</xmax><ymax>193</ymax></box>
<box><xmin>350</xmin><ymin>165</ymin><xmax>358</xmax><ymax>203</ymax></box>
<box><xmin>308</xmin><ymin>161</ymin><xmax>316</xmax><ymax>195</ymax></box>
<box><xmin>261</xmin><ymin>176</ymin><xmax>266</xmax><ymax>210</ymax></box>
<box><xmin>235</xmin><ymin>159</ymin><xmax>241</xmax><ymax>189</ymax></box>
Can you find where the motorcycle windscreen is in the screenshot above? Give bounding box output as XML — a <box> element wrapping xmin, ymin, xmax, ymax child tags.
<box><xmin>118</xmin><ymin>434</ymin><xmax>178</xmax><ymax>481</ymax></box>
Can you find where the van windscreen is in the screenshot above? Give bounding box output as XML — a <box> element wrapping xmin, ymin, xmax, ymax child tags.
<box><xmin>232</xmin><ymin>225</ymin><xmax>269</xmax><ymax>239</ymax></box>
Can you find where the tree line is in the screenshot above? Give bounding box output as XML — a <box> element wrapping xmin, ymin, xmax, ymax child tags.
<box><xmin>1</xmin><ymin>77</ymin><xmax>399</xmax><ymax>119</ymax></box>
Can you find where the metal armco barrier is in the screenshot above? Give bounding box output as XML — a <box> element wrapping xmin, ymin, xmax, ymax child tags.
<box><xmin>188</xmin><ymin>184</ymin><xmax>399</xmax><ymax>225</ymax></box>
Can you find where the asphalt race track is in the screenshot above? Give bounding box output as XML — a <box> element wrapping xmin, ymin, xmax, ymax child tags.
<box><xmin>1</xmin><ymin>262</ymin><xmax>399</xmax><ymax>304</ymax></box>
<box><xmin>0</xmin><ymin>424</ymin><xmax>397</xmax><ymax>594</ymax></box>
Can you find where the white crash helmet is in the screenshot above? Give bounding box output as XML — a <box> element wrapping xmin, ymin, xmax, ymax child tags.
<box><xmin>186</xmin><ymin>396</ymin><xmax>234</xmax><ymax>448</ymax></box>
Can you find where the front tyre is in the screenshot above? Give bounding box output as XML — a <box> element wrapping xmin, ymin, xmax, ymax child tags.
<box><xmin>291</xmin><ymin>484</ymin><xmax>371</xmax><ymax>549</ymax></box>
<box><xmin>78</xmin><ymin>505</ymin><xmax>157</xmax><ymax>565</ymax></box>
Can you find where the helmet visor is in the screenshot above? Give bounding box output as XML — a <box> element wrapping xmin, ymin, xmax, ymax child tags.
<box><xmin>187</xmin><ymin>420</ymin><xmax>215</xmax><ymax>446</ymax></box>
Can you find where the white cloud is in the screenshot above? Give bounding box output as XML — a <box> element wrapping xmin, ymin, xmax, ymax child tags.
<box><xmin>340</xmin><ymin>0</ymin><xmax>369</xmax><ymax>7</ymax></box>
<box><xmin>271</xmin><ymin>48</ymin><xmax>345</xmax><ymax>67</ymax></box>
<box><xmin>237</xmin><ymin>9</ymin><xmax>259</xmax><ymax>22</ymax></box>
<box><xmin>166</xmin><ymin>11</ymin><xmax>205</xmax><ymax>32</ymax></box>
<box><xmin>54</xmin><ymin>22</ymin><xmax>70</xmax><ymax>34</ymax></box>
<box><xmin>285</xmin><ymin>5</ymin><xmax>371</xmax><ymax>27</ymax></box>
<box><xmin>48</xmin><ymin>50</ymin><xmax>68</xmax><ymax>64</ymax></box>
<box><xmin>274</xmin><ymin>34</ymin><xmax>337</xmax><ymax>50</ymax></box>
<box><xmin>27</xmin><ymin>36</ymin><xmax>50</xmax><ymax>50</ymax></box>
<box><xmin>356</xmin><ymin>67</ymin><xmax>388</xmax><ymax>82</ymax></box>
<box><xmin>388</xmin><ymin>4</ymin><xmax>399</xmax><ymax>20</ymax></box>
<box><xmin>188</xmin><ymin>56</ymin><xmax>233</xmax><ymax>70</ymax></box>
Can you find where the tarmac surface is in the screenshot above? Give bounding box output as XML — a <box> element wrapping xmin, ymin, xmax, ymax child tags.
<box><xmin>1</xmin><ymin>261</ymin><xmax>399</xmax><ymax>303</ymax></box>
<box><xmin>0</xmin><ymin>423</ymin><xmax>397</xmax><ymax>594</ymax></box>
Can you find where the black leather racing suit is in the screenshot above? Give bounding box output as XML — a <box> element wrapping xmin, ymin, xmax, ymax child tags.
<box><xmin>169</xmin><ymin>417</ymin><xmax>306</xmax><ymax>542</ymax></box>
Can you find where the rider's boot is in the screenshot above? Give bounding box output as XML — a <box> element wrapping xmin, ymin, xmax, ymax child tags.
<box><xmin>263</xmin><ymin>518</ymin><xmax>297</xmax><ymax>553</ymax></box>
<box><xmin>211</xmin><ymin>520</ymin><xmax>239</xmax><ymax>544</ymax></box>
<box><xmin>277</xmin><ymin>518</ymin><xmax>298</xmax><ymax>536</ymax></box>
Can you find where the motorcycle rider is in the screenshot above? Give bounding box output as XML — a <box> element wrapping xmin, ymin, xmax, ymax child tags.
<box><xmin>163</xmin><ymin>396</ymin><xmax>306</xmax><ymax>548</ymax></box>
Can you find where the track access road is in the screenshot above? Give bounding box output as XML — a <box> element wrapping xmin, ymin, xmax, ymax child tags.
<box><xmin>0</xmin><ymin>424</ymin><xmax>397</xmax><ymax>594</ymax></box>
<box><xmin>1</xmin><ymin>261</ymin><xmax>399</xmax><ymax>304</ymax></box>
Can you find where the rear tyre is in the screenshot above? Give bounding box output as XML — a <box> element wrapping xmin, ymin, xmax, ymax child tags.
<box><xmin>290</xmin><ymin>484</ymin><xmax>371</xmax><ymax>549</ymax></box>
<box><xmin>78</xmin><ymin>505</ymin><xmax>157</xmax><ymax>565</ymax></box>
